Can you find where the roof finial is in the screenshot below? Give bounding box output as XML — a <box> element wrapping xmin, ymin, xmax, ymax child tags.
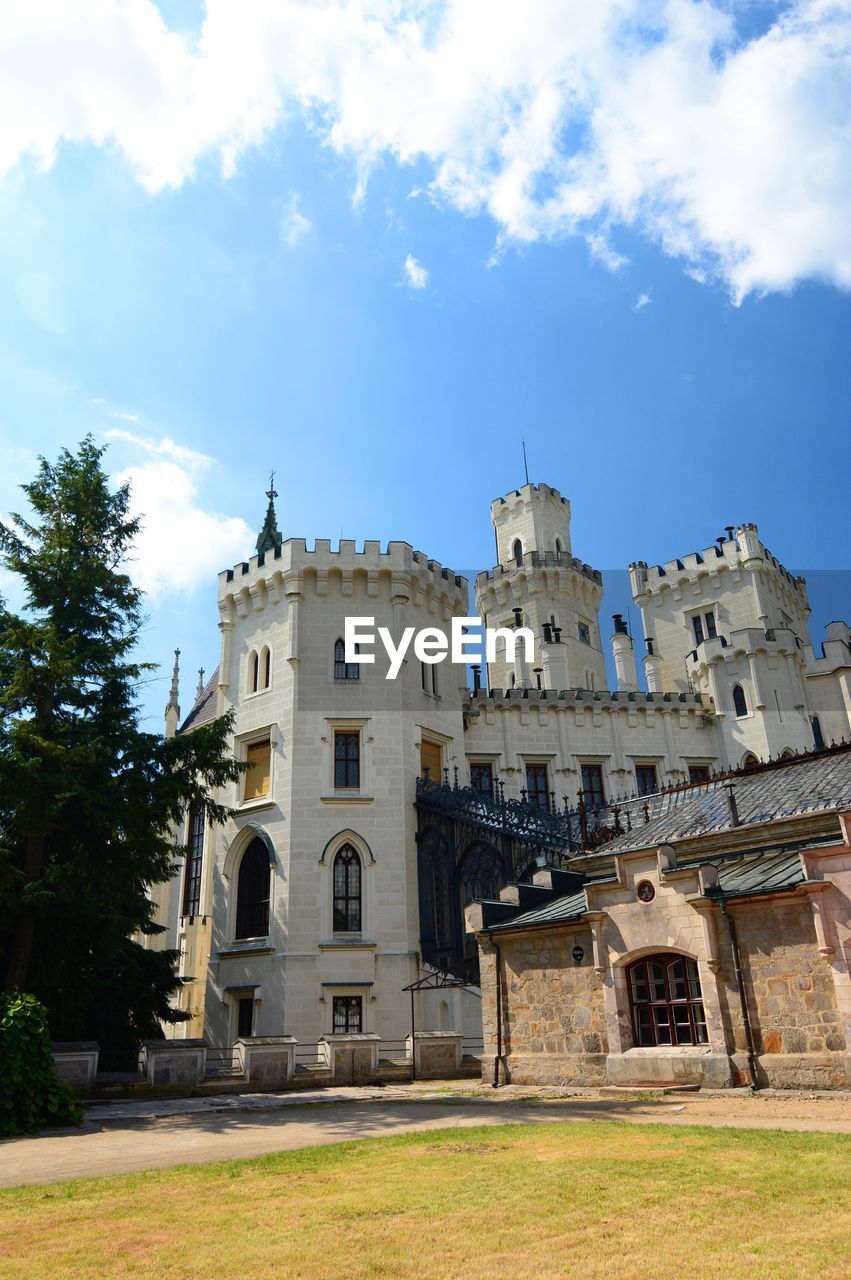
<box><xmin>256</xmin><ymin>469</ymin><xmax>282</xmax><ymax>556</ymax></box>
<box><xmin>196</xmin><ymin>667</ymin><xmax>205</xmax><ymax>699</ymax></box>
<box><xmin>166</xmin><ymin>648</ymin><xmax>180</xmax><ymax>717</ymax></box>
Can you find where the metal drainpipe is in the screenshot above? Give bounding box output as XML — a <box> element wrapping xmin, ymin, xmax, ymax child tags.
<box><xmin>718</xmin><ymin>894</ymin><xmax>759</xmax><ymax>1091</ymax></box>
<box><xmin>488</xmin><ymin>929</ymin><xmax>503</xmax><ymax>1088</ymax></box>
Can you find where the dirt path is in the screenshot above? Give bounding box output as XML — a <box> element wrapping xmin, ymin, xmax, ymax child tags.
<box><xmin>2</xmin><ymin>1085</ymin><xmax>849</xmax><ymax>1189</ymax></box>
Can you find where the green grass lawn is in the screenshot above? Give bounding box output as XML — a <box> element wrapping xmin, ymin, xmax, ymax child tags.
<box><xmin>1</xmin><ymin>1121</ymin><xmax>849</xmax><ymax>1279</ymax></box>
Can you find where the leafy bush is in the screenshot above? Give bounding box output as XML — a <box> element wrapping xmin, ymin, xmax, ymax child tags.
<box><xmin>0</xmin><ymin>992</ymin><xmax>83</xmax><ymax>1136</ymax></box>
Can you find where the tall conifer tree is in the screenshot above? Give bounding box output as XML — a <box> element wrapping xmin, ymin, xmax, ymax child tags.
<box><xmin>0</xmin><ymin>438</ymin><xmax>241</xmax><ymax>1052</ymax></box>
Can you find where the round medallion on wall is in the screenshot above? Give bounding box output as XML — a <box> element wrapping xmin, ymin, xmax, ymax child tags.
<box><xmin>572</xmin><ymin>945</ymin><xmax>584</xmax><ymax>964</ymax></box>
<box><xmin>636</xmin><ymin>879</ymin><xmax>656</xmax><ymax>903</ymax></box>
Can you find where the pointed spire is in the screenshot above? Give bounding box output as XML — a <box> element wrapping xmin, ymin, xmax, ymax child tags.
<box><xmin>165</xmin><ymin>648</ymin><xmax>180</xmax><ymax>738</ymax></box>
<box><xmin>256</xmin><ymin>469</ymin><xmax>282</xmax><ymax>556</ymax></box>
<box><xmin>196</xmin><ymin>667</ymin><xmax>205</xmax><ymax>699</ymax></box>
<box><xmin>167</xmin><ymin>648</ymin><xmax>180</xmax><ymax>712</ymax></box>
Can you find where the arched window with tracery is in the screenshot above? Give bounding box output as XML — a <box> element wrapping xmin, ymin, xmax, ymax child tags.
<box><xmin>732</xmin><ymin>684</ymin><xmax>748</xmax><ymax>718</ymax></box>
<box><xmin>182</xmin><ymin>803</ymin><xmax>205</xmax><ymax>918</ymax></box>
<box><xmin>333</xmin><ymin>844</ymin><xmax>361</xmax><ymax>932</ymax></box>
<box><xmin>334</xmin><ymin>637</ymin><xmax>359</xmax><ymax>681</ymax></box>
<box><xmin>235</xmin><ymin>838</ymin><xmax>271</xmax><ymax>939</ymax></box>
<box><xmin>628</xmin><ymin>954</ymin><xmax>707</xmax><ymax>1047</ymax></box>
<box><xmin>513</xmin><ymin>538</ymin><xmax>523</xmax><ymax>567</ymax></box>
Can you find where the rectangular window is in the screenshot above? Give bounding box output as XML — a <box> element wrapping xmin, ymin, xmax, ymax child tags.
<box><xmin>333</xmin><ymin>995</ymin><xmax>362</xmax><ymax>1034</ymax></box>
<box><xmin>431</xmin><ymin>664</ymin><xmax>439</xmax><ymax>696</ymax></box>
<box><xmin>688</xmin><ymin>765</ymin><xmax>710</xmax><ymax>783</ymax></box>
<box><xmin>244</xmin><ymin>739</ymin><xmax>271</xmax><ymax>801</ymax></box>
<box><xmin>334</xmin><ymin>731</ymin><xmax>360</xmax><ymax>789</ymax></box>
<box><xmin>578</xmin><ymin>620</ymin><xmax>591</xmax><ymax>646</ymax></box>
<box><xmin>470</xmin><ymin>763</ymin><xmax>493</xmax><ymax>797</ymax></box>
<box><xmin>420</xmin><ymin>739</ymin><xmax>442</xmax><ymax>783</ymax></box>
<box><xmin>581</xmin><ymin>764</ymin><xmax>605</xmax><ymax>810</ymax></box>
<box><xmin>237</xmin><ymin>996</ymin><xmax>254</xmax><ymax>1040</ymax></box>
<box><xmin>692</xmin><ymin>614</ymin><xmax>705</xmax><ymax>645</ymax></box>
<box><xmin>704</xmin><ymin>611</ymin><xmax>717</xmax><ymax>640</ymax></box>
<box><xmin>182</xmin><ymin>803</ymin><xmax>205</xmax><ymax>917</ymax></box>
<box><xmin>635</xmin><ymin>765</ymin><xmax>658</xmax><ymax>798</ymax></box>
<box><xmin>525</xmin><ymin>763</ymin><xmax>549</xmax><ymax>810</ymax></box>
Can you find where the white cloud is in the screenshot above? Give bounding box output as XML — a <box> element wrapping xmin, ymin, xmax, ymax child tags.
<box><xmin>104</xmin><ymin>430</ymin><xmax>252</xmax><ymax>598</ymax></box>
<box><xmin>281</xmin><ymin>191</ymin><xmax>311</xmax><ymax>245</ymax></box>
<box><xmin>632</xmin><ymin>291</ymin><xmax>652</xmax><ymax>312</ymax></box>
<box><xmin>404</xmin><ymin>253</ymin><xmax>428</xmax><ymax>289</ymax></box>
<box><xmin>1</xmin><ymin>2</ymin><xmax>850</xmax><ymax>299</ymax></box>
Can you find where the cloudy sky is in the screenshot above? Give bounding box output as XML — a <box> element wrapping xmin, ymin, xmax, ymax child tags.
<box><xmin>0</xmin><ymin>0</ymin><xmax>849</xmax><ymax>722</ymax></box>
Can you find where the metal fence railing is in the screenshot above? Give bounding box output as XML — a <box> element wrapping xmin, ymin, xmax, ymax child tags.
<box><xmin>205</xmin><ymin>1046</ymin><xmax>242</xmax><ymax>1078</ymax></box>
<box><xmin>293</xmin><ymin>1042</ymin><xmax>326</xmax><ymax>1069</ymax></box>
<box><xmin>377</xmin><ymin>1040</ymin><xmax>412</xmax><ymax>1064</ymax></box>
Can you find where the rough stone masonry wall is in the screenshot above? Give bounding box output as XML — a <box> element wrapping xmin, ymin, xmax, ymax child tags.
<box><xmin>716</xmin><ymin>898</ymin><xmax>848</xmax><ymax>1088</ymax></box>
<box><xmin>479</xmin><ymin>928</ymin><xmax>608</xmax><ymax>1086</ymax></box>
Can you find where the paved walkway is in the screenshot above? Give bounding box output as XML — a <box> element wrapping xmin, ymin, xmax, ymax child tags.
<box><xmin>2</xmin><ymin>1082</ymin><xmax>849</xmax><ymax>1188</ymax></box>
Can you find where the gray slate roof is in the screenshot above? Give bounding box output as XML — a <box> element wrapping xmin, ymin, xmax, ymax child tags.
<box><xmin>598</xmin><ymin>747</ymin><xmax>851</xmax><ymax>855</ymax></box>
<box><xmin>178</xmin><ymin>667</ymin><xmax>220</xmax><ymax>734</ymax></box>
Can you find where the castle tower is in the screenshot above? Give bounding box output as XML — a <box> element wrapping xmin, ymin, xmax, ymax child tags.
<box><xmin>475</xmin><ymin>483</ymin><xmax>606</xmax><ymax>693</ymax></box>
<box><xmin>629</xmin><ymin>523</ymin><xmax>815</xmax><ymax>764</ymax></box>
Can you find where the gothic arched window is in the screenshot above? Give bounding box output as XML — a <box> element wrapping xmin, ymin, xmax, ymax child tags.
<box><xmin>513</xmin><ymin>539</ymin><xmax>523</xmax><ymax>567</ymax></box>
<box><xmin>261</xmin><ymin>646</ymin><xmax>271</xmax><ymax>689</ymax></box>
<box><xmin>334</xmin><ymin>638</ymin><xmax>359</xmax><ymax>681</ymax></box>
<box><xmin>182</xmin><ymin>803</ymin><xmax>205</xmax><ymax>918</ymax></box>
<box><xmin>555</xmin><ymin>538</ymin><xmax>561</xmax><ymax>559</ymax></box>
<box><xmin>235</xmin><ymin>838</ymin><xmax>271</xmax><ymax>939</ymax></box>
<box><xmin>732</xmin><ymin>684</ymin><xmax>748</xmax><ymax>718</ymax></box>
<box><xmin>333</xmin><ymin>844</ymin><xmax>362</xmax><ymax>932</ymax></box>
<box><xmin>250</xmin><ymin>651</ymin><xmax>259</xmax><ymax>694</ymax></box>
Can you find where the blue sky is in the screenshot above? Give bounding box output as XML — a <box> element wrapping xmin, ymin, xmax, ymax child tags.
<box><xmin>0</xmin><ymin>1</ymin><xmax>849</xmax><ymax>725</ymax></box>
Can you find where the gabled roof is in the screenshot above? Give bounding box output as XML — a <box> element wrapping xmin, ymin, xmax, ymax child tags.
<box><xmin>178</xmin><ymin>667</ymin><xmax>220</xmax><ymax>734</ymax></box>
<box><xmin>597</xmin><ymin>745</ymin><xmax>851</xmax><ymax>855</ymax></box>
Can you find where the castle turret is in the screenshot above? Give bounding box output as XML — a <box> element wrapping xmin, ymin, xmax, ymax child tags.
<box><xmin>476</xmin><ymin>483</ymin><xmax>605</xmax><ymax>693</ymax></box>
<box><xmin>611</xmin><ymin>614</ymin><xmax>637</xmax><ymax>692</ymax></box>
<box><xmin>165</xmin><ymin>648</ymin><xmax>180</xmax><ymax>739</ymax></box>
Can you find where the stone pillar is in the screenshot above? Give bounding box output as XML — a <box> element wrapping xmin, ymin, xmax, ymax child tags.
<box><xmin>139</xmin><ymin>1039</ymin><xmax>207</xmax><ymax>1089</ymax></box>
<box><xmin>406</xmin><ymin>1031</ymin><xmax>464</xmax><ymax>1078</ymax></box>
<box><xmin>319</xmin><ymin>1033</ymin><xmax>382</xmax><ymax>1083</ymax></box>
<box><xmin>237</xmin><ymin>1036</ymin><xmax>297</xmax><ymax>1090</ymax></box>
<box><xmin>51</xmin><ymin>1042</ymin><xmax>99</xmax><ymax>1091</ymax></box>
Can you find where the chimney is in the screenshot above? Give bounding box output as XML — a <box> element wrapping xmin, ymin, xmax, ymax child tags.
<box><xmin>611</xmin><ymin>615</ymin><xmax>637</xmax><ymax>692</ymax></box>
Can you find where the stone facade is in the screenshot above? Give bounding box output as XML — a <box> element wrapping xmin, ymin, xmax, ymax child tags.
<box><xmin>475</xmin><ymin>819</ymin><xmax>851</xmax><ymax>1091</ymax></box>
<box><xmin>480</xmin><ymin>928</ymin><xmax>608</xmax><ymax>1086</ymax></box>
<box><xmin>148</xmin><ymin>480</ymin><xmax>851</xmax><ymax>1059</ymax></box>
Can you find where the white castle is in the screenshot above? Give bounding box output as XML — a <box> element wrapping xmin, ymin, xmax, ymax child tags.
<box><xmin>151</xmin><ymin>481</ymin><xmax>851</xmax><ymax>1052</ymax></box>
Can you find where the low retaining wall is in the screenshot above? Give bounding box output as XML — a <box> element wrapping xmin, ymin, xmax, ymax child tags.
<box><xmin>139</xmin><ymin>1039</ymin><xmax>207</xmax><ymax>1089</ymax></box>
<box><xmin>52</xmin><ymin>1042</ymin><xmax>99</xmax><ymax>1091</ymax></box>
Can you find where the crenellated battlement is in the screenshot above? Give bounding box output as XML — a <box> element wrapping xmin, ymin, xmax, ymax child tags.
<box><xmin>629</xmin><ymin>522</ymin><xmax>807</xmax><ymax>605</ymax></box>
<box><xmin>475</xmin><ymin>552</ymin><xmax>602</xmax><ymax>592</ymax></box>
<box><xmin>463</xmin><ymin>685</ymin><xmax>706</xmax><ymax>712</ymax></box>
<box><xmin>490</xmin><ymin>481</ymin><xmax>569</xmax><ymax>514</ymax></box>
<box><xmin>219</xmin><ymin>537</ymin><xmax>467</xmax><ymax>591</ymax></box>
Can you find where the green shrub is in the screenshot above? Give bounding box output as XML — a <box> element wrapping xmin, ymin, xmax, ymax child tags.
<box><xmin>0</xmin><ymin>993</ymin><xmax>83</xmax><ymax>1136</ymax></box>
